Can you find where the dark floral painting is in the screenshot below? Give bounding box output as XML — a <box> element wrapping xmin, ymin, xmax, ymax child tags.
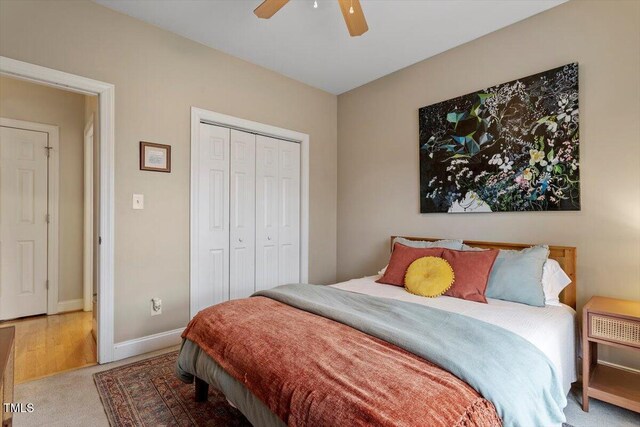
<box><xmin>419</xmin><ymin>63</ymin><xmax>580</xmax><ymax>213</ymax></box>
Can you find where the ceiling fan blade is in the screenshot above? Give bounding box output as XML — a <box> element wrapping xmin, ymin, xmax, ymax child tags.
<box><xmin>337</xmin><ymin>0</ymin><xmax>368</xmax><ymax>37</ymax></box>
<box><xmin>254</xmin><ymin>0</ymin><xmax>290</xmax><ymax>19</ymax></box>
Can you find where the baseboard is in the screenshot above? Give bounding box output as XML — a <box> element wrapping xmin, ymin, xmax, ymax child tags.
<box><xmin>598</xmin><ymin>359</ymin><xmax>640</xmax><ymax>374</ymax></box>
<box><xmin>112</xmin><ymin>328</ymin><xmax>184</xmax><ymax>361</ymax></box>
<box><xmin>57</xmin><ymin>298</ymin><xmax>83</xmax><ymax>313</ymax></box>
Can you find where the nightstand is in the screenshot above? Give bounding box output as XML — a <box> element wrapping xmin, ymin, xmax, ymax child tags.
<box><xmin>582</xmin><ymin>296</ymin><xmax>640</xmax><ymax>413</ymax></box>
<box><xmin>1</xmin><ymin>326</ymin><xmax>15</xmax><ymax>427</ymax></box>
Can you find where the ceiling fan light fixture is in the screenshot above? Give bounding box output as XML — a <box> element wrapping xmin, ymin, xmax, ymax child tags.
<box><xmin>254</xmin><ymin>0</ymin><xmax>368</xmax><ymax>37</ymax></box>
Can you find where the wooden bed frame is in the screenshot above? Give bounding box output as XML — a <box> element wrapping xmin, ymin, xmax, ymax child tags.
<box><xmin>391</xmin><ymin>236</ymin><xmax>577</xmax><ymax>309</ymax></box>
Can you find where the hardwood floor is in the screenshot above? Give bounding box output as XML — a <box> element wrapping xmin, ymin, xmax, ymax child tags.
<box><xmin>0</xmin><ymin>310</ymin><xmax>96</xmax><ymax>383</ymax></box>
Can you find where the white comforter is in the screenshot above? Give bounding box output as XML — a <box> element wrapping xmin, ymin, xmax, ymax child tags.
<box><xmin>330</xmin><ymin>275</ymin><xmax>578</xmax><ymax>396</ymax></box>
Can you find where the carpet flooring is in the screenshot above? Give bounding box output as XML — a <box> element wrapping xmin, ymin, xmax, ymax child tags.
<box><xmin>12</xmin><ymin>346</ymin><xmax>640</xmax><ymax>426</ymax></box>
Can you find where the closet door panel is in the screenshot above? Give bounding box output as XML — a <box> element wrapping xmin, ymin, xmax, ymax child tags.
<box><xmin>229</xmin><ymin>130</ymin><xmax>256</xmax><ymax>299</ymax></box>
<box><xmin>255</xmin><ymin>136</ymin><xmax>279</xmax><ymax>291</ymax></box>
<box><xmin>197</xmin><ymin>123</ymin><xmax>230</xmax><ymax>309</ymax></box>
<box><xmin>278</xmin><ymin>141</ymin><xmax>301</xmax><ymax>284</ymax></box>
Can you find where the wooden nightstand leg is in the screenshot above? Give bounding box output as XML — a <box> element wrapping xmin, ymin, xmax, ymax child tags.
<box><xmin>582</xmin><ymin>342</ymin><xmax>590</xmax><ymax>411</ymax></box>
<box><xmin>582</xmin><ymin>340</ymin><xmax>589</xmax><ymax>411</ymax></box>
<box><xmin>582</xmin><ymin>341</ymin><xmax>598</xmax><ymax>411</ymax></box>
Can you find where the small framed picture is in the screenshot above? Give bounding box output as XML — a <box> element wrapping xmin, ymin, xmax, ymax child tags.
<box><xmin>140</xmin><ymin>142</ymin><xmax>171</xmax><ymax>173</ymax></box>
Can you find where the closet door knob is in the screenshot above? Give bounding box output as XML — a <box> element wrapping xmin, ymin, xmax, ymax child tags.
<box><xmin>238</xmin><ymin>238</ymin><xmax>243</xmax><ymax>243</ymax></box>
<box><xmin>267</xmin><ymin>236</ymin><xmax>272</xmax><ymax>241</ymax></box>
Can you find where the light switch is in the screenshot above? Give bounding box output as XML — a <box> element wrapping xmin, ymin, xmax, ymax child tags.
<box><xmin>133</xmin><ymin>194</ymin><xmax>144</xmax><ymax>209</ymax></box>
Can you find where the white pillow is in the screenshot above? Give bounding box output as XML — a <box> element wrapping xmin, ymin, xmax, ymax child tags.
<box><xmin>378</xmin><ymin>265</ymin><xmax>387</xmax><ymax>275</ymax></box>
<box><xmin>542</xmin><ymin>259</ymin><xmax>572</xmax><ymax>306</ymax></box>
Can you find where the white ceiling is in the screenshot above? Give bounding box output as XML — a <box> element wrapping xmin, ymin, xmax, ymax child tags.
<box><xmin>94</xmin><ymin>0</ymin><xmax>567</xmax><ymax>94</ymax></box>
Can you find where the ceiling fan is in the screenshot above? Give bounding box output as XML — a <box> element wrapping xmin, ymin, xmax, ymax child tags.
<box><xmin>254</xmin><ymin>0</ymin><xmax>368</xmax><ymax>37</ymax></box>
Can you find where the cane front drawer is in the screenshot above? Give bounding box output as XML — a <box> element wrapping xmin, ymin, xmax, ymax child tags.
<box><xmin>588</xmin><ymin>313</ymin><xmax>640</xmax><ymax>348</ymax></box>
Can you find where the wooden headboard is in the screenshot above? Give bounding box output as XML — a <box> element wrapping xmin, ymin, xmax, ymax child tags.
<box><xmin>391</xmin><ymin>236</ymin><xmax>577</xmax><ymax>309</ymax></box>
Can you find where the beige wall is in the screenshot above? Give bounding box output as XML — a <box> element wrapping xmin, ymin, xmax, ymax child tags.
<box><xmin>337</xmin><ymin>0</ymin><xmax>640</xmax><ymax>368</ymax></box>
<box><xmin>0</xmin><ymin>0</ymin><xmax>338</xmax><ymax>342</ymax></box>
<box><xmin>0</xmin><ymin>76</ymin><xmax>86</xmax><ymax>303</ymax></box>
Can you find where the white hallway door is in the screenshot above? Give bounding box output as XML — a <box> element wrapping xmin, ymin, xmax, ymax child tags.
<box><xmin>0</xmin><ymin>126</ymin><xmax>49</xmax><ymax>320</ymax></box>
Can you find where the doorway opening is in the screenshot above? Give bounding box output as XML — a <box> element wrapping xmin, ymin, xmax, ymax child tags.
<box><xmin>0</xmin><ymin>75</ymin><xmax>98</xmax><ymax>382</ymax></box>
<box><xmin>0</xmin><ymin>55</ymin><xmax>116</xmax><ymax>365</ymax></box>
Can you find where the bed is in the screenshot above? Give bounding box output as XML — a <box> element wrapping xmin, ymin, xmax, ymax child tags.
<box><xmin>176</xmin><ymin>237</ymin><xmax>578</xmax><ymax>427</ymax></box>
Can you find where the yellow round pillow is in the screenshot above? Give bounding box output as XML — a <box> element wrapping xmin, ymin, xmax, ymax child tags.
<box><xmin>404</xmin><ymin>256</ymin><xmax>455</xmax><ymax>298</ymax></box>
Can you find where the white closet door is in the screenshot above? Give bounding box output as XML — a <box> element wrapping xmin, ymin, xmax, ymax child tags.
<box><xmin>229</xmin><ymin>129</ymin><xmax>256</xmax><ymax>299</ymax></box>
<box><xmin>278</xmin><ymin>140</ymin><xmax>300</xmax><ymax>284</ymax></box>
<box><xmin>255</xmin><ymin>136</ymin><xmax>280</xmax><ymax>292</ymax></box>
<box><xmin>196</xmin><ymin>123</ymin><xmax>230</xmax><ymax>310</ymax></box>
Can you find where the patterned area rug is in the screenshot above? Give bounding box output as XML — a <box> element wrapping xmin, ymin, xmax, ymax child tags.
<box><xmin>94</xmin><ymin>351</ymin><xmax>250</xmax><ymax>426</ymax></box>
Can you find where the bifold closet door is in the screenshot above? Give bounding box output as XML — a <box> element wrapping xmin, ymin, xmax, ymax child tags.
<box><xmin>195</xmin><ymin>124</ymin><xmax>299</xmax><ymax>307</ymax></box>
<box><xmin>196</xmin><ymin>123</ymin><xmax>230</xmax><ymax>310</ymax></box>
<box><xmin>278</xmin><ymin>140</ymin><xmax>300</xmax><ymax>285</ymax></box>
<box><xmin>229</xmin><ymin>129</ymin><xmax>256</xmax><ymax>299</ymax></box>
<box><xmin>255</xmin><ymin>136</ymin><xmax>279</xmax><ymax>292</ymax></box>
<box><xmin>255</xmin><ymin>136</ymin><xmax>300</xmax><ymax>292</ymax></box>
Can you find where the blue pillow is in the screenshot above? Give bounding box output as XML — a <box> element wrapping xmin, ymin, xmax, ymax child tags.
<box><xmin>484</xmin><ymin>245</ymin><xmax>549</xmax><ymax>307</ymax></box>
<box><xmin>393</xmin><ymin>237</ymin><xmax>463</xmax><ymax>250</ymax></box>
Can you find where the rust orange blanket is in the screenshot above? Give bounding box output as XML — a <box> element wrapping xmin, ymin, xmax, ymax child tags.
<box><xmin>182</xmin><ymin>296</ymin><xmax>501</xmax><ymax>427</ymax></box>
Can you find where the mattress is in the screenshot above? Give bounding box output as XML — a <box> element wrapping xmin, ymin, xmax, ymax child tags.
<box><xmin>181</xmin><ymin>286</ymin><xmax>524</xmax><ymax>426</ymax></box>
<box><xmin>330</xmin><ymin>275</ymin><xmax>578</xmax><ymax>396</ymax></box>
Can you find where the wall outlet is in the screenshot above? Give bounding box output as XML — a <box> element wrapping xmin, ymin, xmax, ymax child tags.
<box><xmin>151</xmin><ymin>298</ymin><xmax>162</xmax><ymax>316</ymax></box>
<box><xmin>133</xmin><ymin>194</ymin><xmax>144</xmax><ymax>209</ymax></box>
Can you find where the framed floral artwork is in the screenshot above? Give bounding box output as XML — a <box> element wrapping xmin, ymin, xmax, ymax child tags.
<box><xmin>419</xmin><ymin>63</ymin><xmax>579</xmax><ymax>213</ymax></box>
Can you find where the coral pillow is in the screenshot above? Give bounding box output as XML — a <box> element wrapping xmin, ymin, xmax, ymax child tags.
<box><xmin>442</xmin><ymin>248</ymin><xmax>499</xmax><ymax>303</ymax></box>
<box><xmin>377</xmin><ymin>243</ymin><xmax>444</xmax><ymax>287</ymax></box>
<box><xmin>404</xmin><ymin>257</ymin><xmax>455</xmax><ymax>298</ymax></box>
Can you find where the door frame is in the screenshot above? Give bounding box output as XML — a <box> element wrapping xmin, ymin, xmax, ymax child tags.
<box><xmin>0</xmin><ymin>117</ymin><xmax>59</xmax><ymax>317</ymax></box>
<box><xmin>83</xmin><ymin>118</ymin><xmax>94</xmax><ymax>312</ymax></box>
<box><xmin>0</xmin><ymin>56</ymin><xmax>116</xmax><ymax>363</ymax></box>
<box><xmin>189</xmin><ymin>107</ymin><xmax>310</xmax><ymax>318</ymax></box>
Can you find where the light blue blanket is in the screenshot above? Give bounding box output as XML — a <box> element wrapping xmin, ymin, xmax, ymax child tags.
<box><xmin>255</xmin><ymin>284</ymin><xmax>566</xmax><ymax>427</ymax></box>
